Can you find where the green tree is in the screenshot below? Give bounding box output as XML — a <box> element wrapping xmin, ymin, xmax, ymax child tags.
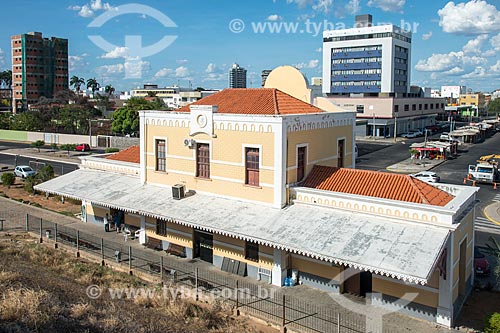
<box><xmin>111</xmin><ymin>97</ymin><xmax>158</xmax><ymax>135</ymax></box>
<box><xmin>1</xmin><ymin>172</ymin><xmax>15</xmax><ymax>188</ymax></box>
<box><xmin>104</xmin><ymin>84</ymin><xmax>115</xmax><ymax>97</ymax></box>
<box><xmin>37</xmin><ymin>164</ymin><xmax>54</xmax><ymax>182</ymax></box>
<box><xmin>0</xmin><ymin>113</ymin><xmax>11</xmax><ymax>129</ymax></box>
<box><xmin>60</xmin><ymin>143</ymin><xmax>76</xmax><ymax>156</ymax></box>
<box><xmin>50</xmin><ymin>143</ymin><xmax>58</xmax><ymax>152</ymax></box>
<box><xmin>70</xmin><ymin>76</ymin><xmax>85</xmax><ymax>93</ymax></box>
<box><xmin>31</xmin><ymin>140</ymin><xmax>45</xmax><ymax>152</ymax></box>
<box><xmin>0</xmin><ymin>70</ymin><xmax>12</xmax><ymax>88</ymax></box>
<box><xmin>10</xmin><ymin>113</ymin><xmax>43</xmax><ymax>131</ymax></box>
<box><xmin>484</xmin><ymin>312</ymin><xmax>500</xmax><ymax>333</ymax></box>
<box><xmin>23</xmin><ymin>175</ymin><xmax>38</xmax><ymax>194</ymax></box>
<box><xmin>488</xmin><ymin>99</ymin><xmax>500</xmax><ymax>117</ymax></box>
<box><xmin>86</xmin><ymin>78</ymin><xmax>100</xmax><ymax>96</ymax></box>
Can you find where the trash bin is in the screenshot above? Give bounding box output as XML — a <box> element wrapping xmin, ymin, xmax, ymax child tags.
<box><xmin>114</xmin><ymin>250</ymin><xmax>121</xmax><ymax>263</ymax></box>
<box><xmin>45</xmin><ymin>230</ymin><xmax>51</xmax><ymax>239</ymax></box>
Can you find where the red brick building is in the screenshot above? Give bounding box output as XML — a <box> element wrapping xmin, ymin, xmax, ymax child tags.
<box><xmin>11</xmin><ymin>32</ymin><xmax>68</xmax><ymax>113</ymax></box>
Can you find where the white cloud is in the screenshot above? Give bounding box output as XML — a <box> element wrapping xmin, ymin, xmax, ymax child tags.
<box><xmin>295</xmin><ymin>59</ymin><xmax>319</xmax><ymax>69</ymax></box>
<box><xmin>267</xmin><ymin>14</ymin><xmax>283</xmax><ymax>21</ymax></box>
<box><xmin>443</xmin><ymin>66</ymin><xmax>465</xmax><ymax>75</ymax></box>
<box><xmin>203</xmin><ymin>73</ymin><xmax>226</xmax><ymax>82</ymax></box>
<box><xmin>101</xmin><ymin>46</ymin><xmax>129</xmax><ymax>59</ymax></box>
<box><xmin>205</xmin><ymin>63</ymin><xmax>219</xmax><ymax>73</ymax></box>
<box><xmin>421</xmin><ymin>31</ymin><xmax>432</xmax><ymax>41</ymax></box>
<box><xmin>462</xmin><ymin>34</ymin><xmax>488</xmax><ymax>54</ymax></box>
<box><xmin>78</xmin><ymin>5</ymin><xmax>94</xmax><ymax>17</ymax></box>
<box><xmin>176</xmin><ymin>59</ymin><xmax>188</xmax><ymax>65</ymax></box>
<box><xmin>96</xmin><ymin>63</ymin><xmax>124</xmax><ymax>75</ymax></box>
<box><xmin>0</xmin><ymin>48</ymin><xmax>4</xmax><ymax>67</ymax></box>
<box><xmin>286</xmin><ymin>0</ymin><xmax>334</xmax><ymax>13</ymax></box>
<box><xmin>462</xmin><ymin>61</ymin><xmax>500</xmax><ymax>78</ymax></box>
<box><xmin>154</xmin><ymin>68</ymin><xmax>173</xmax><ymax>78</ymax></box>
<box><xmin>415</xmin><ymin>51</ymin><xmax>486</xmax><ymax>72</ymax></box>
<box><xmin>69</xmin><ymin>55</ymin><xmax>88</xmax><ymax>72</ymax></box>
<box><xmin>367</xmin><ymin>0</ymin><xmax>405</xmax><ymax>13</ymax></box>
<box><xmin>95</xmin><ymin>60</ymin><xmax>149</xmax><ymax>78</ymax></box>
<box><xmin>70</xmin><ymin>0</ymin><xmax>116</xmax><ymax>17</ymax></box>
<box><xmin>315</xmin><ymin>47</ymin><xmax>322</xmax><ymax>52</ymax></box>
<box><xmin>438</xmin><ymin>0</ymin><xmax>500</xmax><ymax>34</ymax></box>
<box><xmin>490</xmin><ymin>32</ymin><xmax>500</xmax><ymax>50</ymax></box>
<box><xmin>345</xmin><ymin>0</ymin><xmax>361</xmax><ymax>15</ymax></box>
<box><xmin>175</xmin><ymin>66</ymin><xmax>190</xmax><ymax>78</ymax></box>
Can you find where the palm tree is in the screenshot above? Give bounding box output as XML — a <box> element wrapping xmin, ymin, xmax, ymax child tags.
<box><xmin>104</xmin><ymin>84</ymin><xmax>115</xmax><ymax>97</ymax></box>
<box><xmin>86</xmin><ymin>78</ymin><xmax>100</xmax><ymax>97</ymax></box>
<box><xmin>70</xmin><ymin>76</ymin><xmax>85</xmax><ymax>93</ymax></box>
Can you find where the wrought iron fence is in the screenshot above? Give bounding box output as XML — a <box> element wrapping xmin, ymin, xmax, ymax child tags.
<box><xmin>0</xmin><ymin>213</ymin><xmax>412</xmax><ymax>333</ymax></box>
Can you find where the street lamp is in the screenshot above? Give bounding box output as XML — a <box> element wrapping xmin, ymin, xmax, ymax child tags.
<box><xmin>372</xmin><ymin>113</ymin><xmax>376</xmax><ymax>138</ymax></box>
<box><xmin>393</xmin><ymin>112</ymin><xmax>398</xmax><ymax>142</ymax></box>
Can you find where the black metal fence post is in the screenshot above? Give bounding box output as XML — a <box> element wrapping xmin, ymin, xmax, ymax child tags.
<box><xmin>39</xmin><ymin>218</ymin><xmax>43</xmax><ymax>243</ymax></box>
<box><xmin>160</xmin><ymin>256</ymin><xmax>164</xmax><ymax>284</ymax></box>
<box><xmin>101</xmin><ymin>238</ymin><xmax>105</xmax><ymax>266</ymax></box>
<box><xmin>195</xmin><ymin>267</ymin><xmax>199</xmax><ymax>301</ymax></box>
<box><xmin>54</xmin><ymin>223</ymin><xmax>58</xmax><ymax>248</ymax></box>
<box><xmin>235</xmin><ymin>280</ymin><xmax>240</xmax><ymax>316</ymax></box>
<box><xmin>128</xmin><ymin>246</ymin><xmax>132</xmax><ymax>275</ymax></box>
<box><xmin>25</xmin><ymin>214</ymin><xmax>29</xmax><ymax>232</ymax></box>
<box><xmin>0</xmin><ymin>219</ymin><xmax>4</xmax><ymax>231</ymax></box>
<box><xmin>282</xmin><ymin>294</ymin><xmax>287</xmax><ymax>333</ymax></box>
<box><xmin>76</xmin><ymin>230</ymin><xmax>80</xmax><ymax>257</ymax></box>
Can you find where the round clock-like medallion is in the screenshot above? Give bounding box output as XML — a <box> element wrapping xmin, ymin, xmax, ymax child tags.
<box><xmin>197</xmin><ymin>114</ymin><xmax>207</xmax><ymax>127</ymax></box>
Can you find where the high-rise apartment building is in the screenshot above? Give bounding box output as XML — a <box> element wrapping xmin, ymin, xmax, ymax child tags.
<box><xmin>261</xmin><ymin>69</ymin><xmax>272</xmax><ymax>87</ymax></box>
<box><xmin>322</xmin><ymin>15</ymin><xmax>411</xmax><ymax>96</ymax></box>
<box><xmin>11</xmin><ymin>32</ymin><xmax>68</xmax><ymax>113</ymax></box>
<box><xmin>228</xmin><ymin>63</ymin><xmax>247</xmax><ymax>88</ymax></box>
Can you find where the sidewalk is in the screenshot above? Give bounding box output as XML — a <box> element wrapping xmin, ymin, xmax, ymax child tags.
<box><xmin>484</xmin><ymin>202</ymin><xmax>500</xmax><ymax>225</ymax></box>
<box><xmin>356</xmin><ymin>136</ymin><xmax>406</xmax><ymax>144</ymax></box>
<box><xmin>0</xmin><ymin>147</ymin><xmax>98</xmax><ymax>165</ymax></box>
<box><xmin>386</xmin><ymin>158</ymin><xmax>446</xmax><ymax>174</ymax></box>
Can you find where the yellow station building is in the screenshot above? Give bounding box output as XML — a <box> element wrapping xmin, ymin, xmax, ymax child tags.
<box><xmin>36</xmin><ymin>86</ymin><xmax>478</xmax><ymax>328</ymax></box>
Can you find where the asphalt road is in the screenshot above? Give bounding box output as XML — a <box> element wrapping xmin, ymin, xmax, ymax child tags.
<box><xmin>0</xmin><ymin>141</ymin><xmax>80</xmax><ymax>175</ymax></box>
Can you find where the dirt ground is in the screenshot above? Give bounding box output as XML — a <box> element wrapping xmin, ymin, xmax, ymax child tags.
<box><xmin>0</xmin><ymin>179</ymin><xmax>81</xmax><ymax>215</ymax></box>
<box><xmin>0</xmin><ymin>232</ymin><xmax>279</xmax><ymax>333</ymax></box>
<box><xmin>455</xmin><ymin>289</ymin><xmax>500</xmax><ymax>332</ymax></box>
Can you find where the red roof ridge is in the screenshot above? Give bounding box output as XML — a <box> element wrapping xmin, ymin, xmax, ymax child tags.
<box><xmin>272</xmin><ymin>88</ymin><xmax>278</xmax><ymax>115</ymax></box>
<box><xmin>301</xmin><ymin>166</ymin><xmax>454</xmax><ymax>207</ymax></box>
<box><xmin>176</xmin><ymin>88</ymin><xmax>323</xmax><ymax>115</ymax></box>
<box><xmin>105</xmin><ymin>145</ymin><xmax>140</xmax><ymax>164</ymax></box>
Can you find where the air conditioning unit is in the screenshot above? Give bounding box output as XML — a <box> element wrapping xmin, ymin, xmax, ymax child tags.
<box><xmin>172</xmin><ymin>184</ymin><xmax>185</xmax><ymax>200</ymax></box>
<box><xmin>183</xmin><ymin>139</ymin><xmax>195</xmax><ymax>148</ymax></box>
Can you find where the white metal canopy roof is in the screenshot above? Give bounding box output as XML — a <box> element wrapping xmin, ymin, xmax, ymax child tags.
<box><xmin>35</xmin><ymin>169</ymin><xmax>450</xmax><ymax>285</ymax></box>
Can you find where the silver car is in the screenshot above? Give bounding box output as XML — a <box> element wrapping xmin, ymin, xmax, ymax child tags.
<box><xmin>14</xmin><ymin>165</ymin><xmax>36</xmax><ymax>178</ymax></box>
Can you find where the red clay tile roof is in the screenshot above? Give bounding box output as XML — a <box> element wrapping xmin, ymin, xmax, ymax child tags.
<box><xmin>301</xmin><ymin>166</ymin><xmax>454</xmax><ymax>207</ymax></box>
<box><xmin>177</xmin><ymin>88</ymin><xmax>324</xmax><ymax>115</ymax></box>
<box><xmin>105</xmin><ymin>146</ymin><xmax>140</xmax><ymax>164</ymax></box>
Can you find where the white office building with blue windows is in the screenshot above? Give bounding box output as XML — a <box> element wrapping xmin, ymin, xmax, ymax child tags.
<box><xmin>322</xmin><ymin>14</ymin><xmax>412</xmax><ymax>97</ymax></box>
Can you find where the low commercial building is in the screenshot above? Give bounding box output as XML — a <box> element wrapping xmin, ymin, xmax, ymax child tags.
<box><xmin>327</xmin><ymin>96</ymin><xmax>445</xmax><ymax>137</ymax></box>
<box><xmin>35</xmin><ymin>88</ymin><xmax>478</xmax><ymax>328</ymax></box>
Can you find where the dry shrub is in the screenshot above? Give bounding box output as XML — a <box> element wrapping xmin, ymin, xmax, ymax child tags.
<box><xmin>0</xmin><ymin>270</ymin><xmax>20</xmax><ymax>287</ymax></box>
<box><xmin>69</xmin><ymin>302</ymin><xmax>93</xmax><ymax>319</ymax></box>
<box><xmin>0</xmin><ymin>287</ymin><xmax>60</xmax><ymax>329</ymax></box>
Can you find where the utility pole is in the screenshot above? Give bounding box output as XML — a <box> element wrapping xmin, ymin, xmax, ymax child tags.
<box><xmin>372</xmin><ymin>113</ymin><xmax>376</xmax><ymax>138</ymax></box>
<box><xmin>393</xmin><ymin>113</ymin><xmax>398</xmax><ymax>142</ymax></box>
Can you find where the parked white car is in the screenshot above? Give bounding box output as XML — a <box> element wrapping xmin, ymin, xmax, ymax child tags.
<box><xmin>14</xmin><ymin>165</ymin><xmax>36</xmax><ymax>178</ymax></box>
<box><xmin>410</xmin><ymin>171</ymin><xmax>440</xmax><ymax>183</ymax></box>
<box><xmin>401</xmin><ymin>132</ymin><xmax>419</xmax><ymax>138</ymax></box>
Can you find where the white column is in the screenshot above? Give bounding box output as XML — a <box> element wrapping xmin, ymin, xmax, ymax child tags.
<box><xmin>437</xmin><ymin>236</ymin><xmax>453</xmax><ymax>327</ymax></box>
<box><xmin>271</xmin><ymin>249</ymin><xmax>287</xmax><ymax>286</ymax></box>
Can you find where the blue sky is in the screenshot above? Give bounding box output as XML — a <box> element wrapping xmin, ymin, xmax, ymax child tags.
<box><xmin>1</xmin><ymin>0</ymin><xmax>500</xmax><ymax>92</ymax></box>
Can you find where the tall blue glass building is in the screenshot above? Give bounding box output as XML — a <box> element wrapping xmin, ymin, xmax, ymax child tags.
<box><xmin>322</xmin><ymin>15</ymin><xmax>411</xmax><ymax>96</ymax></box>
